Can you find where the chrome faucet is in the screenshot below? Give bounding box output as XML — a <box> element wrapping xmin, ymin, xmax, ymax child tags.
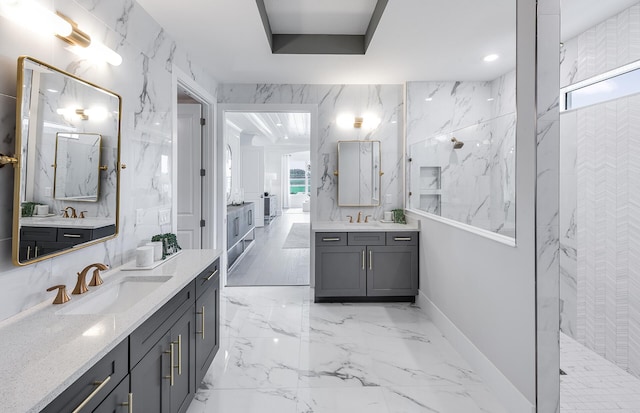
<box><xmin>72</xmin><ymin>263</ymin><xmax>109</xmax><ymax>294</ymax></box>
<box><xmin>356</xmin><ymin>211</ymin><xmax>362</xmax><ymax>223</ymax></box>
<box><xmin>61</xmin><ymin>206</ymin><xmax>77</xmax><ymax>218</ymax></box>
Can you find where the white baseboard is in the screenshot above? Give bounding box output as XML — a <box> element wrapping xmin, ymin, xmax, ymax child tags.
<box><xmin>416</xmin><ymin>290</ymin><xmax>536</xmax><ymax>413</ymax></box>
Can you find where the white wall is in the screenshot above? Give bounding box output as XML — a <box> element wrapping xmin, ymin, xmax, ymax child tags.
<box><xmin>0</xmin><ymin>0</ymin><xmax>217</xmax><ymax>322</ymax></box>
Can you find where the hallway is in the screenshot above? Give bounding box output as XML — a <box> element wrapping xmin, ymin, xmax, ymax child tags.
<box><xmin>186</xmin><ymin>286</ymin><xmax>506</xmax><ymax>412</ymax></box>
<box><xmin>227</xmin><ymin>208</ymin><xmax>310</xmax><ymax>286</ymax></box>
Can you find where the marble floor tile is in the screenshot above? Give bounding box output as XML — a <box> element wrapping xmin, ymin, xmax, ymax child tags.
<box><xmin>382</xmin><ymin>385</ymin><xmax>495</xmax><ymax>413</ymax></box>
<box><xmin>298</xmin><ymin>335</ymin><xmax>380</xmax><ymax>388</ymax></box>
<box><xmin>206</xmin><ymin>336</ymin><xmax>301</xmax><ymax>389</ymax></box>
<box><xmin>295</xmin><ymin>387</ymin><xmax>389</xmax><ymax>413</ymax></box>
<box><xmin>188</xmin><ymin>284</ymin><xmax>506</xmax><ymax>412</ymax></box>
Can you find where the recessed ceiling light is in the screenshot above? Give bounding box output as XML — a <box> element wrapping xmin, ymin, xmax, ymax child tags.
<box><xmin>483</xmin><ymin>54</ymin><xmax>499</xmax><ymax>62</ymax></box>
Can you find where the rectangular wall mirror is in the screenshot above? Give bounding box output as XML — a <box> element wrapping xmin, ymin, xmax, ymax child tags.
<box><xmin>54</xmin><ymin>132</ymin><xmax>102</xmax><ymax>202</ymax></box>
<box><xmin>12</xmin><ymin>57</ymin><xmax>122</xmax><ymax>265</ymax></box>
<box><xmin>337</xmin><ymin>140</ymin><xmax>381</xmax><ymax>206</ymax></box>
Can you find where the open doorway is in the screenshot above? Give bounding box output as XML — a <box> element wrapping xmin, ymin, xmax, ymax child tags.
<box><xmin>221</xmin><ymin>109</ymin><xmax>312</xmax><ymax>286</ymax></box>
<box><xmin>172</xmin><ymin>68</ymin><xmax>219</xmax><ymax>254</ymax></box>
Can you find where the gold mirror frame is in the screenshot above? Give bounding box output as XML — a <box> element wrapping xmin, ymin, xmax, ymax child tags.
<box><xmin>12</xmin><ymin>56</ymin><xmax>122</xmax><ymax>266</ymax></box>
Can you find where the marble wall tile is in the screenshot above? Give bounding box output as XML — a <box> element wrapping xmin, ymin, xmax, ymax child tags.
<box><xmin>218</xmin><ymin>84</ymin><xmax>404</xmax><ymax>222</ymax></box>
<box><xmin>405</xmin><ymin>72</ymin><xmax>516</xmax><ymax>236</ymax></box>
<box><xmin>559</xmin><ymin>0</ymin><xmax>640</xmax><ymax>381</ymax></box>
<box><xmin>536</xmin><ymin>10</ymin><xmax>561</xmax><ymax>413</ymax></box>
<box><xmin>0</xmin><ymin>0</ymin><xmax>218</xmax><ymax>322</ymax></box>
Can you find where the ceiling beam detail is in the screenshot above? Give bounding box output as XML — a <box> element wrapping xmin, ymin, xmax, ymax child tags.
<box><xmin>255</xmin><ymin>0</ymin><xmax>388</xmax><ymax>55</ymax></box>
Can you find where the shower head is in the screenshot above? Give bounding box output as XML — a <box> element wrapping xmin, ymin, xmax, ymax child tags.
<box><xmin>451</xmin><ymin>137</ymin><xmax>464</xmax><ymax>149</ymax></box>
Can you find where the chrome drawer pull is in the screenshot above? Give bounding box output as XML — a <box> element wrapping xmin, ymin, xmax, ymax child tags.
<box><xmin>204</xmin><ymin>269</ymin><xmax>218</xmax><ymax>281</ymax></box>
<box><xmin>394</xmin><ymin>237</ymin><xmax>412</xmax><ymax>241</ymax></box>
<box><xmin>63</xmin><ymin>233</ymin><xmax>82</xmax><ymax>238</ymax></box>
<box><xmin>322</xmin><ymin>237</ymin><xmax>341</xmax><ymax>242</ymax></box>
<box><xmin>71</xmin><ymin>375</ymin><xmax>111</xmax><ymax>413</ymax></box>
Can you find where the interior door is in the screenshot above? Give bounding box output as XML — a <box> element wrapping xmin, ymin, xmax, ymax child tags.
<box><xmin>241</xmin><ymin>146</ymin><xmax>265</xmax><ymax>226</ymax></box>
<box><xmin>177</xmin><ymin>103</ymin><xmax>203</xmax><ymax>249</ymax></box>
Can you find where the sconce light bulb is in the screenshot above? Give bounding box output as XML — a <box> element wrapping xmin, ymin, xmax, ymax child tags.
<box><xmin>1</xmin><ymin>0</ymin><xmax>72</xmax><ymax>37</ymax></box>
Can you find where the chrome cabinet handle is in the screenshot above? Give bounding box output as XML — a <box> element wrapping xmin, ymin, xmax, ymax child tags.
<box><xmin>26</xmin><ymin>245</ymin><xmax>31</xmax><ymax>260</ymax></box>
<box><xmin>322</xmin><ymin>237</ymin><xmax>341</xmax><ymax>242</ymax></box>
<box><xmin>63</xmin><ymin>233</ymin><xmax>82</xmax><ymax>238</ymax></box>
<box><xmin>164</xmin><ymin>343</ymin><xmax>175</xmax><ymax>386</ymax></box>
<box><xmin>369</xmin><ymin>250</ymin><xmax>373</xmax><ymax>270</ymax></box>
<box><xmin>173</xmin><ymin>335</ymin><xmax>182</xmax><ymax>375</ymax></box>
<box><xmin>71</xmin><ymin>375</ymin><xmax>111</xmax><ymax>413</ymax></box>
<box><xmin>394</xmin><ymin>237</ymin><xmax>412</xmax><ymax>241</ymax></box>
<box><xmin>196</xmin><ymin>306</ymin><xmax>205</xmax><ymax>339</ymax></box>
<box><xmin>119</xmin><ymin>393</ymin><xmax>133</xmax><ymax>413</ymax></box>
<box><xmin>204</xmin><ymin>269</ymin><xmax>218</xmax><ymax>281</ymax></box>
<box><xmin>362</xmin><ymin>250</ymin><xmax>365</xmax><ymax>270</ymax></box>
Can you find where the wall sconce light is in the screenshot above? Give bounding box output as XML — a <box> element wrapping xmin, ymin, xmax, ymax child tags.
<box><xmin>337</xmin><ymin>114</ymin><xmax>381</xmax><ymax>130</ymax></box>
<box><xmin>0</xmin><ymin>1</ymin><xmax>122</xmax><ymax>66</ymax></box>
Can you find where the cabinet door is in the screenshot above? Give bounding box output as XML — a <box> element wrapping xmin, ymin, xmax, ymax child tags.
<box><xmin>93</xmin><ymin>376</ymin><xmax>131</xmax><ymax>413</ymax></box>
<box><xmin>131</xmin><ymin>332</ymin><xmax>171</xmax><ymax>413</ymax></box>
<box><xmin>367</xmin><ymin>246</ymin><xmax>418</xmax><ymax>296</ymax></box>
<box><xmin>315</xmin><ymin>246</ymin><xmax>366</xmax><ymax>297</ymax></box>
<box><xmin>195</xmin><ymin>272</ymin><xmax>220</xmax><ymax>384</ymax></box>
<box><xmin>41</xmin><ymin>340</ymin><xmax>128</xmax><ymax>413</ymax></box>
<box><xmin>170</xmin><ymin>308</ymin><xmax>197</xmax><ymax>413</ymax></box>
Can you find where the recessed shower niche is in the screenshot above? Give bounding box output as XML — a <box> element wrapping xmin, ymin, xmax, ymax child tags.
<box><xmin>419</xmin><ymin>166</ymin><xmax>441</xmax><ymax>215</ymax></box>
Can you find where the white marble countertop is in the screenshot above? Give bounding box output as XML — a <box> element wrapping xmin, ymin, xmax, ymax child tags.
<box><xmin>312</xmin><ymin>221</ymin><xmax>420</xmax><ymax>232</ymax></box>
<box><xmin>20</xmin><ymin>217</ymin><xmax>114</xmax><ymax>229</ymax></box>
<box><xmin>0</xmin><ymin>249</ymin><xmax>222</xmax><ymax>413</ymax></box>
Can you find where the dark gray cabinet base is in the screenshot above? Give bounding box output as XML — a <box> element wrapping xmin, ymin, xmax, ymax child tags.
<box><xmin>44</xmin><ymin>258</ymin><xmax>220</xmax><ymax>413</ymax></box>
<box><xmin>315</xmin><ymin>232</ymin><xmax>418</xmax><ymax>302</ymax></box>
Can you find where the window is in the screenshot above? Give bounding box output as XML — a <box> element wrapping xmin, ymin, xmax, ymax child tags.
<box><xmin>289</xmin><ymin>166</ymin><xmax>310</xmax><ymax>194</ymax></box>
<box><xmin>562</xmin><ymin>61</ymin><xmax>640</xmax><ymax>111</ymax></box>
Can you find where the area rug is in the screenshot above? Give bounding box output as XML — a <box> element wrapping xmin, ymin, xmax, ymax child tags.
<box><xmin>282</xmin><ymin>223</ymin><xmax>310</xmax><ymax>248</ymax></box>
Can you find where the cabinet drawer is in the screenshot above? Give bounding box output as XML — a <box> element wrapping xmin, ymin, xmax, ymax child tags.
<box><xmin>41</xmin><ymin>339</ymin><xmax>128</xmax><ymax>413</ymax></box>
<box><xmin>315</xmin><ymin>232</ymin><xmax>347</xmax><ymax>246</ymax></box>
<box><xmin>347</xmin><ymin>232</ymin><xmax>385</xmax><ymax>246</ymax></box>
<box><xmin>130</xmin><ymin>282</ymin><xmax>195</xmax><ymax>367</ymax></box>
<box><xmin>195</xmin><ymin>258</ymin><xmax>220</xmax><ymax>299</ymax></box>
<box><xmin>20</xmin><ymin>226</ymin><xmax>57</xmax><ymax>241</ymax></box>
<box><xmin>385</xmin><ymin>232</ymin><xmax>418</xmax><ymax>246</ymax></box>
<box><xmin>57</xmin><ymin>228</ymin><xmax>93</xmax><ymax>244</ymax></box>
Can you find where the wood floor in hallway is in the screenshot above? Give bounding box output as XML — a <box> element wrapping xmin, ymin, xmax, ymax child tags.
<box><xmin>227</xmin><ymin>208</ymin><xmax>310</xmax><ymax>286</ymax></box>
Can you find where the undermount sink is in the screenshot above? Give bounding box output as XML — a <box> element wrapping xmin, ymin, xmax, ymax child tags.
<box><xmin>57</xmin><ymin>276</ymin><xmax>172</xmax><ymax>315</ymax></box>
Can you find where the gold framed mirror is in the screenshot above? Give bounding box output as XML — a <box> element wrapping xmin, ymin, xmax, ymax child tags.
<box><xmin>12</xmin><ymin>56</ymin><xmax>122</xmax><ymax>266</ymax></box>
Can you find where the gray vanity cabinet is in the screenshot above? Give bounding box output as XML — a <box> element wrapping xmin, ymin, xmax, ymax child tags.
<box><xmin>130</xmin><ymin>283</ymin><xmax>197</xmax><ymax>413</ymax></box>
<box><xmin>315</xmin><ymin>231</ymin><xmax>419</xmax><ymax>301</ymax></box>
<box><xmin>194</xmin><ymin>261</ymin><xmax>220</xmax><ymax>384</ymax></box>
<box><xmin>42</xmin><ymin>257</ymin><xmax>221</xmax><ymax>413</ymax></box>
<box><xmin>40</xmin><ymin>339</ymin><xmax>129</xmax><ymax>413</ymax></box>
<box><xmin>93</xmin><ymin>376</ymin><xmax>131</xmax><ymax>413</ymax></box>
